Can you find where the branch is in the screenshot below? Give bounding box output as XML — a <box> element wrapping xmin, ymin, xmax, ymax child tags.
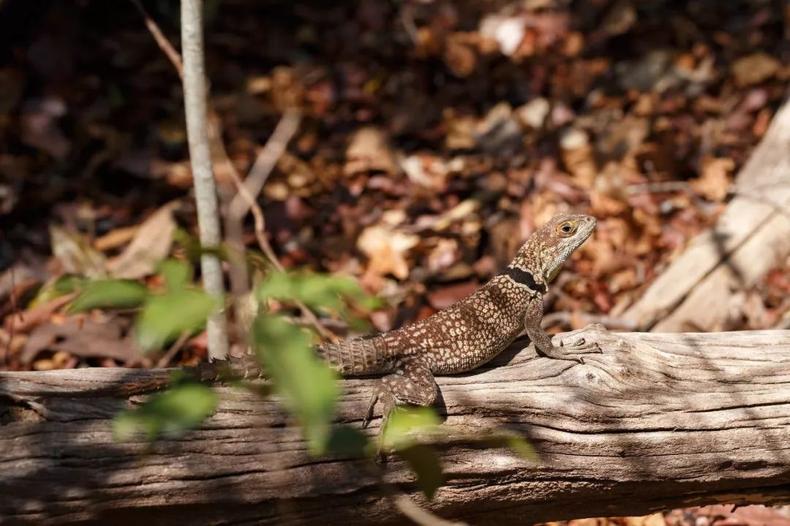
<box><xmin>2</xmin><ymin>327</ymin><xmax>790</xmax><ymax>524</ymax></box>
<box><xmin>180</xmin><ymin>0</ymin><xmax>229</xmax><ymax>360</ymax></box>
<box><xmin>130</xmin><ymin>0</ymin><xmax>183</xmax><ymax>78</ymax></box>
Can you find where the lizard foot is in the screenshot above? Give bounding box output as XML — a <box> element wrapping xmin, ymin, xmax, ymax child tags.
<box><xmin>536</xmin><ymin>337</ymin><xmax>601</xmax><ymax>364</ymax></box>
<box><xmin>558</xmin><ymin>336</ymin><xmax>603</xmax><ymax>355</ymax></box>
<box><xmin>362</xmin><ymin>387</ymin><xmax>395</xmax><ymax>429</ymax></box>
<box><xmin>536</xmin><ymin>345</ymin><xmax>586</xmax><ymax>364</ymax></box>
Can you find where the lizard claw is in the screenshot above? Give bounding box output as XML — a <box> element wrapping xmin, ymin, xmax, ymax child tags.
<box><xmin>362</xmin><ymin>389</ymin><xmax>381</xmax><ymax>429</ymax></box>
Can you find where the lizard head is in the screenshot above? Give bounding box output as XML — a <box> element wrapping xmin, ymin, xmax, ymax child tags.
<box><xmin>509</xmin><ymin>214</ymin><xmax>596</xmax><ymax>285</ymax></box>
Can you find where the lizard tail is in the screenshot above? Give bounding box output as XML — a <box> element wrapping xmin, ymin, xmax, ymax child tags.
<box><xmin>316</xmin><ymin>337</ymin><xmax>390</xmax><ymax>376</ymax></box>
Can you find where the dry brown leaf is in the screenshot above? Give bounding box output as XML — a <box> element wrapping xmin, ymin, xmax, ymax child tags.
<box><xmin>691</xmin><ymin>157</ymin><xmax>734</xmax><ymax>202</ymax></box>
<box><xmin>50</xmin><ymin>225</ymin><xmax>107</xmax><ymax>278</ymax></box>
<box><xmin>516</xmin><ymin>97</ymin><xmax>550</xmax><ymax>129</ymax></box>
<box><xmin>357</xmin><ymin>224</ymin><xmax>419</xmax><ymax>280</ymax></box>
<box><xmin>3</xmin><ymin>294</ymin><xmax>75</xmax><ymax>334</ymax></box>
<box><xmin>106</xmin><ymin>202</ymin><xmax>177</xmax><ymax>279</ymax></box>
<box><xmin>731</xmin><ymin>52</ymin><xmax>781</xmax><ymax>87</ymax></box>
<box><xmin>560</xmin><ymin>128</ymin><xmax>597</xmax><ymax>188</ymax></box>
<box><xmin>344</xmin><ymin>127</ymin><xmax>399</xmax><ymax>176</ymax></box>
<box><xmin>94</xmin><ymin>225</ymin><xmax>139</xmax><ymax>252</ymax></box>
<box><xmin>444</xmin><ymin>33</ymin><xmax>478</xmax><ymax>77</ymax></box>
<box><xmin>401</xmin><ymin>154</ymin><xmax>448</xmax><ymax>191</ymax></box>
<box><xmin>21</xmin><ymin>315</ymin><xmax>139</xmax><ymax>365</ymax></box>
<box><xmin>427</xmin><ymin>238</ymin><xmax>460</xmax><ymax>274</ymax></box>
<box><xmin>444</xmin><ymin>112</ymin><xmax>477</xmax><ymax>150</ymax></box>
<box><xmin>434</xmin><ymin>198</ymin><xmax>480</xmax><ymax>231</ymax></box>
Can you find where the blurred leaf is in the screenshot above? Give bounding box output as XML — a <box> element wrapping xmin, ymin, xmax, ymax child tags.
<box><xmin>113</xmin><ymin>381</ymin><xmax>217</xmax><ymax>441</ymax></box>
<box><xmin>381</xmin><ymin>406</ymin><xmax>441</xmax><ymax>450</ymax></box>
<box><xmin>68</xmin><ymin>279</ymin><xmax>147</xmax><ymax>313</ymax></box>
<box><xmin>327</xmin><ymin>425</ymin><xmax>371</xmax><ymax>458</ymax></box>
<box><xmin>174</xmin><ymin>228</ymin><xmax>227</xmax><ymax>262</ymax></box>
<box><xmin>136</xmin><ymin>288</ymin><xmax>216</xmax><ymax>351</ymax></box>
<box><xmin>236</xmin><ymin>381</ymin><xmax>273</xmax><ymax>398</ymax></box>
<box><xmin>253</xmin><ymin>314</ymin><xmax>339</xmax><ymax>455</ymax></box>
<box><xmin>258</xmin><ymin>271</ymin><xmax>376</xmax><ymax>310</ymax></box>
<box><xmin>29</xmin><ymin>275</ymin><xmax>86</xmax><ymax>308</ymax></box>
<box><xmin>106</xmin><ymin>203</ymin><xmax>176</xmax><ymax>279</ymax></box>
<box><xmin>488</xmin><ymin>431</ymin><xmax>538</xmax><ymax>461</ymax></box>
<box><xmin>50</xmin><ymin>225</ymin><xmax>107</xmax><ymax>278</ymax></box>
<box><xmin>159</xmin><ymin>259</ymin><xmax>192</xmax><ymax>290</ymax></box>
<box><xmin>398</xmin><ymin>444</ymin><xmax>443</xmax><ymax>500</ymax></box>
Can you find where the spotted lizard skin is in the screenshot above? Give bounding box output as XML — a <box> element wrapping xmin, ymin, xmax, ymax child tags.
<box><xmin>316</xmin><ymin>213</ymin><xmax>599</xmax><ymax>425</ymax></box>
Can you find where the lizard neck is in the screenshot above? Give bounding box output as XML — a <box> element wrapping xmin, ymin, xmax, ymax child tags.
<box><xmin>501</xmin><ymin>266</ymin><xmax>547</xmax><ymax>294</ymax></box>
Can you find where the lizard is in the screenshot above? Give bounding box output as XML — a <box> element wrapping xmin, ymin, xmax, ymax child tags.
<box><xmin>315</xmin><ymin>213</ymin><xmax>600</xmax><ymax>428</ymax></box>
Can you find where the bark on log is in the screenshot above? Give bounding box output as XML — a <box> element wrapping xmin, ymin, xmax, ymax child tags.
<box><xmin>623</xmin><ymin>99</ymin><xmax>790</xmax><ymax>331</ymax></box>
<box><xmin>2</xmin><ymin>326</ymin><xmax>790</xmax><ymax>525</ymax></box>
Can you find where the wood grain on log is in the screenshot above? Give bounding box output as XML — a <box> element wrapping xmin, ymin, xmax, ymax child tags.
<box><xmin>2</xmin><ymin>326</ymin><xmax>790</xmax><ymax>525</ymax></box>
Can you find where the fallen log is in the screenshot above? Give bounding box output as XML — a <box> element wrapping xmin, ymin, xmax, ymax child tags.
<box><xmin>2</xmin><ymin>326</ymin><xmax>790</xmax><ymax>525</ymax></box>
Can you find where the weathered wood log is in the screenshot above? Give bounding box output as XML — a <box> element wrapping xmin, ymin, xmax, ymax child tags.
<box><xmin>623</xmin><ymin>99</ymin><xmax>790</xmax><ymax>331</ymax></box>
<box><xmin>2</xmin><ymin>326</ymin><xmax>790</xmax><ymax>525</ymax></box>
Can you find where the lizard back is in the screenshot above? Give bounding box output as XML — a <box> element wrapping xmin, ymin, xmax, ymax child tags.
<box><xmin>317</xmin><ymin>274</ymin><xmax>537</xmax><ymax>376</ymax></box>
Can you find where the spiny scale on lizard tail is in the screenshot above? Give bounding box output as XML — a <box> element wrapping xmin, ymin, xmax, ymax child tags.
<box><xmin>315</xmin><ymin>213</ymin><xmax>599</xmax><ymax>426</ymax></box>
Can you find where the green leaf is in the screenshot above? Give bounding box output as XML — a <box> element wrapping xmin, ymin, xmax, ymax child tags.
<box><xmin>29</xmin><ymin>275</ymin><xmax>87</xmax><ymax>308</ymax></box>
<box><xmin>257</xmin><ymin>271</ymin><xmax>376</xmax><ymax>312</ymax></box>
<box><xmin>501</xmin><ymin>433</ymin><xmax>538</xmax><ymax>461</ymax></box>
<box><xmin>174</xmin><ymin>228</ymin><xmax>227</xmax><ymax>262</ymax></box>
<box><xmin>68</xmin><ymin>279</ymin><xmax>148</xmax><ymax>313</ymax></box>
<box><xmin>159</xmin><ymin>259</ymin><xmax>193</xmax><ymax>290</ymax></box>
<box><xmin>252</xmin><ymin>314</ymin><xmax>339</xmax><ymax>455</ymax></box>
<box><xmin>136</xmin><ymin>288</ymin><xmax>216</xmax><ymax>351</ymax></box>
<box><xmin>484</xmin><ymin>430</ymin><xmax>539</xmax><ymax>461</ymax></box>
<box><xmin>327</xmin><ymin>425</ymin><xmax>371</xmax><ymax>458</ymax></box>
<box><xmin>397</xmin><ymin>444</ymin><xmax>444</xmax><ymax>500</ymax></box>
<box><xmin>53</xmin><ymin>275</ymin><xmax>87</xmax><ymax>295</ymax></box>
<box><xmin>381</xmin><ymin>406</ymin><xmax>441</xmax><ymax>450</ymax></box>
<box><xmin>113</xmin><ymin>381</ymin><xmax>217</xmax><ymax>441</ymax></box>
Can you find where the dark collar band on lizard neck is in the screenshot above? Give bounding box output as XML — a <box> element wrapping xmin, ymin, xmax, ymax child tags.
<box><xmin>504</xmin><ymin>266</ymin><xmax>547</xmax><ymax>294</ymax></box>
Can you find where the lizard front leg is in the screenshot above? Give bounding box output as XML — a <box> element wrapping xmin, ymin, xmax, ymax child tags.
<box><xmin>524</xmin><ymin>295</ymin><xmax>601</xmax><ymax>363</ymax></box>
<box><xmin>362</xmin><ymin>358</ymin><xmax>438</xmax><ymax>429</ymax></box>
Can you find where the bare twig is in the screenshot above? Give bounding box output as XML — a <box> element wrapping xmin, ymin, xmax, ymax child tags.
<box><xmin>227</xmin><ymin>110</ymin><xmax>301</xmax><ymax>220</ymax></box>
<box><xmin>180</xmin><ymin>0</ymin><xmax>229</xmax><ymax>361</ymax></box>
<box><xmin>156</xmin><ymin>331</ymin><xmax>191</xmax><ymax>368</ymax></box>
<box><xmin>130</xmin><ymin>0</ymin><xmax>184</xmax><ymax>78</ymax></box>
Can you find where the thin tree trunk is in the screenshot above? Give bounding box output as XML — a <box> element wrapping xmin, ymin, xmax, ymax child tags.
<box><xmin>2</xmin><ymin>327</ymin><xmax>790</xmax><ymax>524</ymax></box>
<box><xmin>180</xmin><ymin>0</ymin><xmax>228</xmax><ymax>360</ymax></box>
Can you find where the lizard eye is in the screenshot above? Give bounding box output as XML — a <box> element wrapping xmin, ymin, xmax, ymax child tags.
<box><xmin>557</xmin><ymin>221</ymin><xmax>577</xmax><ymax>237</ymax></box>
